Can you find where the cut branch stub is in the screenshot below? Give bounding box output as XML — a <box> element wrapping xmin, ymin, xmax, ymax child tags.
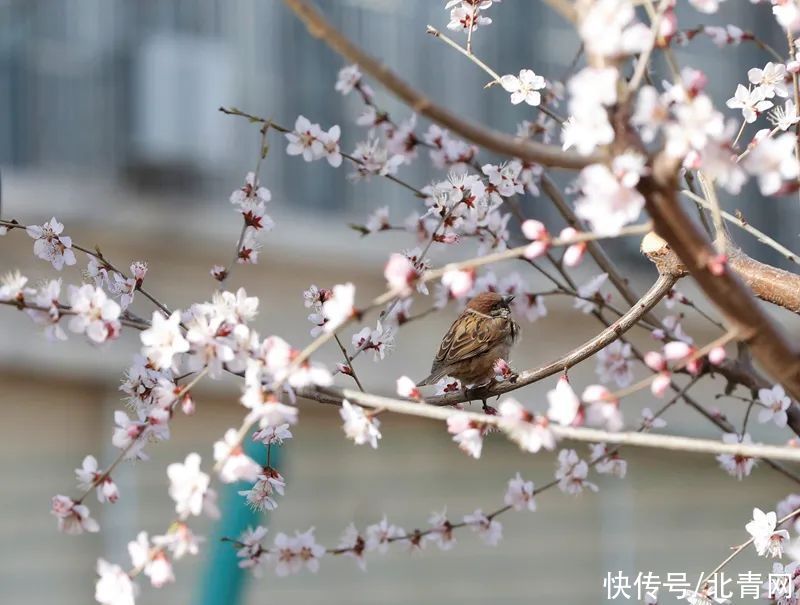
<box><xmin>641</xmin><ymin>232</ymin><xmax>688</xmax><ymax>279</ymax></box>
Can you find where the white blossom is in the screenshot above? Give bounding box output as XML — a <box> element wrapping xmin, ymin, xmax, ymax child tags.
<box><xmin>716</xmin><ymin>433</ymin><xmax>756</xmax><ymax>480</ymax></box>
<box><xmin>140</xmin><ymin>311</ymin><xmax>190</xmax><ymax>371</ymax></box>
<box><xmin>447</xmin><ymin>412</ymin><xmax>484</xmax><ymax>459</ymax></box>
<box><xmin>75</xmin><ymin>455</ymin><xmax>119</xmax><ymax>504</ymax></box>
<box><xmin>236</xmin><ymin>526</ymin><xmax>269</xmax><ymax>576</ymax></box>
<box><xmin>67</xmin><ymin>284</ymin><xmax>121</xmax><ymax>344</ymax></box>
<box><xmin>574</xmin><ymin>164</ymin><xmax>645</xmax><ymax>236</ymax></box>
<box><xmin>726</xmin><ymin>84</ymin><xmax>773</xmax><ymax>123</ymax></box>
<box><xmin>555</xmin><ymin>449</ymin><xmax>598</xmax><ymax>495</ymax></box>
<box><xmin>745</xmin><ymin>508</ymin><xmax>790</xmax><ymax>558</ymax></box>
<box><xmin>322</xmin><ymin>283</ymin><xmax>356</xmax><ymax>332</ymax></box>
<box><xmin>504</xmin><ymin>472</ymin><xmax>536</xmax><ymax>511</ymax></box>
<box><xmin>546</xmin><ymin>375</ymin><xmax>581</xmax><ymax>426</ymax></box>
<box><xmin>744</xmin><ymin>132</ymin><xmax>799</xmax><ymax>195</ymax></box>
<box><xmin>213</xmin><ymin>429</ymin><xmax>262</xmax><ymax>483</ymax></box>
<box><xmin>499</xmin><ymin>399</ymin><xmax>556</xmax><ymax>453</ymax></box>
<box><xmin>463</xmin><ymin>509</ymin><xmax>502</xmax><ymax>545</ymax></box>
<box><xmin>285</xmin><ymin>115</ymin><xmax>323</xmax><ymax>161</ymax></box>
<box><xmin>95</xmin><ymin>559</ymin><xmax>137</xmax><ymax>605</ymax></box>
<box><xmin>340</xmin><ymin>399</ymin><xmax>382</xmax><ymax>448</ymax></box>
<box><xmin>748</xmin><ymin>62</ymin><xmax>789</xmax><ymax>98</ymax></box>
<box><xmin>239</xmin><ymin>470</ymin><xmax>285</xmax><ymax>512</ymax></box>
<box><xmin>167</xmin><ymin>453</ymin><xmax>215</xmax><ymax>519</ymax></box>
<box><xmin>590</xmin><ymin>443</ymin><xmax>627</xmax><ymax>478</ymax></box>
<box><xmin>499</xmin><ymin>69</ymin><xmax>545</xmax><ymax>106</ymax></box>
<box><xmin>51</xmin><ymin>494</ymin><xmax>100</xmax><ymax>535</ymax></box>
<box><xmin>424</xmin><ymin>509</ymin><xmax>456</xmax><ymax>550</ymax></box>
<box><xmin>26</xmin><ymin>217</ymin><xmax>76</xmax><ymax>270</ymax></box>
<box><xmin>595</xmin><ymin>340</ymin><xmax>634</xmax><ymax>388</ymax></box>
<box><xmin>574</xmin><ymin>273</ymin><xmax>609</xmax><ymax>314</ymax></box>
<box><xmin>758</xmin><ymin>384</ymin><xmax>792</xmax><ymax>428</ymax></box>
<box><xmin>365</xmin><ymin>516</ymin><xmax>403</xmax><ymax>553</ymax></box>
<box><xmin>335</xmin><ymin>64</ymin><xmax>364</xmax><ymax>96</ymax></box>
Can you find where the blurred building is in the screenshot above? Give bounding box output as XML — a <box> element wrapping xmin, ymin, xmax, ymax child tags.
<box><xmin>1</xmin><ymin>1</ymin><xmax>800</xmax><ymax>604</ymax></box>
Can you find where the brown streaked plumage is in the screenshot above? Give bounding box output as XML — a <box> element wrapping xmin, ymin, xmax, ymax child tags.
<box><xmin>417</xmin><ymin>292</ymin><xmax>520</xmax><ymax>390</ymax></box>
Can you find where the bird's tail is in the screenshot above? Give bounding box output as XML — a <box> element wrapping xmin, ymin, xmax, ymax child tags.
<box><xmin>416</xmin><ymin>370</ymin><xmax>444</xmax><ymax>387</ymax></box>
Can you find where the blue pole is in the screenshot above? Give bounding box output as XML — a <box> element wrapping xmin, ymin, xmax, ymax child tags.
<box><xmin>195</xmin><ymin>436</ymin><xmax>281</xmax><ymax>605</ymax></box>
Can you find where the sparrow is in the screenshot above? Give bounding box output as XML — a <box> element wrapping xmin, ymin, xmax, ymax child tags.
<box><xmin>417</xmin><ymin>292</ymin><xmax>519</xmax><ymax>406</ymax></box>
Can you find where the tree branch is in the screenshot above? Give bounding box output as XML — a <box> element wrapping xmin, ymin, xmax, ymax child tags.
<box><xmin>426</xmin><ymin>272</ymin><xmax>675</xmax><ymax>406</ymax></box>
<box><xmin>281</xmin><ymin>0</ymin><xmax>597</xmax><ymax>169</ymax></box>
<box><xmin>639</xmin><ymin>154</ymin><xmax>800</xmax><ymax>403</ymax></box>
<box><xmin>300</xmin><ymin>386</ymin><xmax>800</xmax><ymax>463</ymax></box>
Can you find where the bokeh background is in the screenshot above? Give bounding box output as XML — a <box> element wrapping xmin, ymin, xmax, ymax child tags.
<box><xmin>2</xmin><ymin>1</ymin><xmax>800</xmax><ymax>604</ymax></box>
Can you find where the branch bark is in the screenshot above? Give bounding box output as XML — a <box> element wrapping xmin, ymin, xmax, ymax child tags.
<box><xmin>727</xmin><ymin>247</ymin><xmax>800</xmax><ymax>314</ymax></box>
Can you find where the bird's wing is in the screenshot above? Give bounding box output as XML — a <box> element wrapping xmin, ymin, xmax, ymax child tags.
<box><xmin>429</xmin><ymin>311</ymin><xmax>511</xmax><ymax>375</ymax></box>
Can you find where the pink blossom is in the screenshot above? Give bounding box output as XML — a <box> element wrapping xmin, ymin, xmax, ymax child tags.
<box><xmin>384</xmin><ymin>253</ymin><xmax>418</xmax><ymax>297</ymax></box>
<box><xmin>651</xmin><ymin>372</ymin><xmax>672</xmax><ymax>397</ymax></box>
<box><xmin>559</xmin><ymin>227</ymin><xmax>586</xmax><ymax>267</ymax></box>
<box><xmin>441</xmin><ymin>268</ymin><xmax>475</xmax><ymax>298</ymax></box>
<box><xmin>447</xmin><ymin>412</ymin><xmax>485</xmax><ymax>458</ymax></box>
<box><xmin>521</xmin><ymin>219</ymin><xmax>550</xmax><ymax>259</ymax></box>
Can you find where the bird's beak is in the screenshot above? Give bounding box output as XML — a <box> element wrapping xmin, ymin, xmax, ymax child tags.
<box><xmin>503</xmin><ymin>295</ymin><xmax>515</xmax><ymax>305</ymax></box>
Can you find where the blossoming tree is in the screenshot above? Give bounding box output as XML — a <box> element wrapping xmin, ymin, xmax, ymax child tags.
<box><xmin>6</xmin><ymin>0</ymin><xmax>800</xmax><ymax>603</ymax></box>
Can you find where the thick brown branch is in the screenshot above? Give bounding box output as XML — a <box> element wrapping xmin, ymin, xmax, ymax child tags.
<box><xmin>643</xmin><ymin>233</ymin><xmax>800</xmax><ymax>437</ymax></box>
<box><xmin>281</xmin><ymin>0</ymin><xmax>597</xmax><ymax>169</ymax></box>
<box><xmin>639</xmin><ymin>154</ymin><xmax>800</xmax><ymax>402</ymax></box>
<box><xmin>727</xmin><ymin>248</ymin><xmax>800</xmax><ymax>314</ymax></box>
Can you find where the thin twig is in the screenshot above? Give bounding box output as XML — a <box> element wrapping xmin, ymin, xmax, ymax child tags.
<box><xmin>681</xmin><ymin>190</ymin><xmax>800</xmax><ymax>267</ymax></box>
<box><xmin>305</xmin><ymin>385</ymin><xmax>800</xmax><ymax>463</ymax></box>
<box><xmin>0</xmin><ymin>219</ymin><xmax>174</xmax><ymax>318</ymax></box>
<box><xmin>281</xmin><ymin>0</ymin><xmax>595</xmax><ymax>168</ymax></box>
<box><xmin>426</xmin><ymin>25</ymin><xmax>565</xmax><ymax>125</ymax></box>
